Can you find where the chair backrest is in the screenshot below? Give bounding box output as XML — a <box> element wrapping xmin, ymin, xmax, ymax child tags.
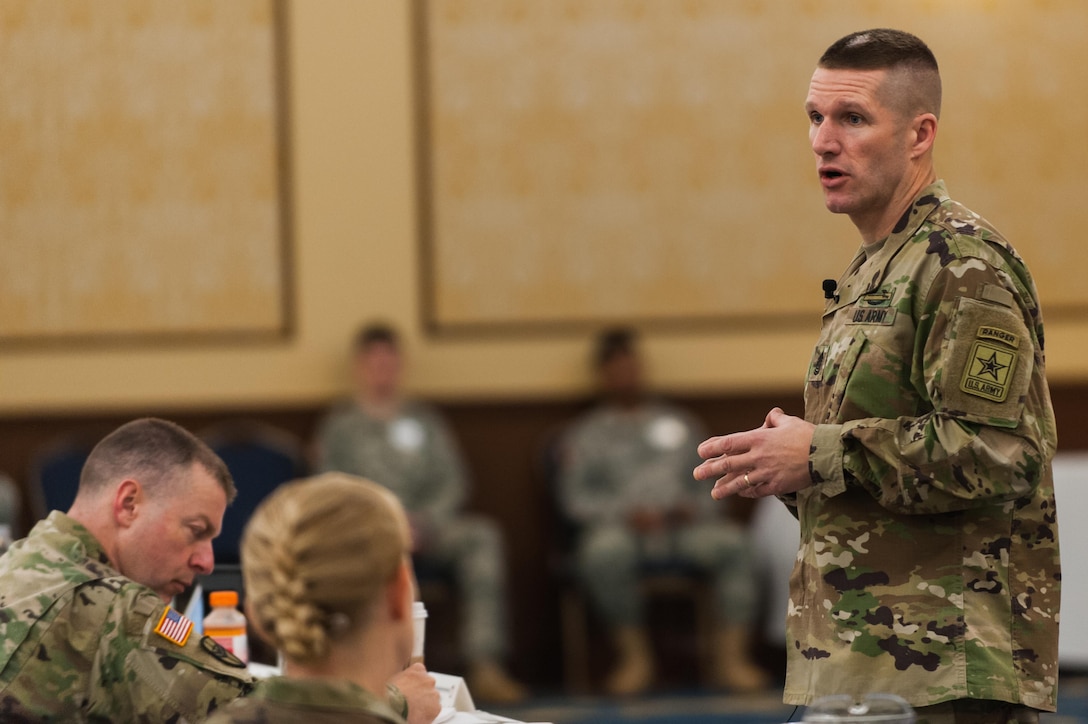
<box><xmin>534</xmin><ymin>423</ymin><xmax>585</xmax><ymax>567</ymax></box>
<box><xmin>0</xmin><ymin>473</ymin><xmax>21</xmax><ymax>549</ymax></box>
<box><xmin>201</xmin><ymin>421</ymin><xmax>308</xmax><ymax>565</ymax></box>
<box><xmin>27</xmin><ymin>435</ymin><xmax>97</xmax><ymax>520</ymax></box>
<box><xmin>0</xmin><ymin>473</ymin><xmax>20</xmax><ymax>527</ymax></box>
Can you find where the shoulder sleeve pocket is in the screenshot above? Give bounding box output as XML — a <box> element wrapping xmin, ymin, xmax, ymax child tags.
<box><xmin>940</xmin><ymin>294</ymin><xmax>1032</xmax><ymax>427</ymax></box>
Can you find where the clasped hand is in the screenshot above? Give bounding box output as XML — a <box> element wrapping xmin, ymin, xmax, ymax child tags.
<box><xmin>692</xmin><ymin>407</ymin><xmax>816</xmax><ymax>499</ymax></box>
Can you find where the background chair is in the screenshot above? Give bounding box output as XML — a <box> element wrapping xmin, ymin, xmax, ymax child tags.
<box><xmin>27</xmin><ymin>434</ymin><xmax>97</xmax><ymax>521</ymax></box>
<box><xmin>0</xmin><ymin>472</ymin><xmax>22</xmax><ymax>551</ymax></box>
<box><xmin>199</xmin><ymin>420</ymin><xmax>308</xmax><ymax>565</ymax></box>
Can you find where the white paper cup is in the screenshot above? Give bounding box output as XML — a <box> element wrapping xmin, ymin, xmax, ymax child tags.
<box><xmin>411</xmin><ymin>601</ymin><xmax>428</xmax><ymax>665</ymax></box>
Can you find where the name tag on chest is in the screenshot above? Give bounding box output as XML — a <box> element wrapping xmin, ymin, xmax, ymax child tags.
<box><xmin>846</xmin><ymin>306</ymin><xmax>897</xmax><ymax>326</ymax></box>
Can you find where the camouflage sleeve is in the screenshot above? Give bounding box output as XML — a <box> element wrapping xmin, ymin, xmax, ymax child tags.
<box><xmin>556</xmin><ymin>420</ymin><xmax>624</xmax><ymax>525</ymax></box>
<box><xmin>812</xmin><ymin>256</ymin><xmax>1050</xmax><ymax>515</ymax></box>
<box><xmin>677</xmin><ymin>411</ymin><xmax>722</xmax><ymax>519</ymax></box>
<box><xmin>315</xmin><ymin>406</ymin><xmax>354</xmax><ymax>474</ymax></box>
<box><xmin>90</xmin><ymin>586</ymin><xmax>253</xmax><ymax>723</ymax></box>
<box><xmin>386</xmin><ymin>682</ymin><xmax>408</xmax><ymax>718</ymax></box>
<box><xmin>418</xmin><ymin>410</ymin><xmax>468</xmax><ymax>524</ymax></box>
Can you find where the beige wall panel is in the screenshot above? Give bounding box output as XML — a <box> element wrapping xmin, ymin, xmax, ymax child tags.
<box><xmin>1</xmin><ymin>0</ymin><xmax>1087</xmax><ymax>414</ymax></box>
<box><xmin>418</xmin><ymin>0</ymin><xmax>1088</xmax><ymax>331</ymax></box>
<box><xmin>0</xmin><ymin>0</ymin><xmax>288</xmax><ymax>341</ymax></box>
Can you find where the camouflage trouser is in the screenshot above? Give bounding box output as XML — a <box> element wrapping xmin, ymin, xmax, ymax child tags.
<box><xmin>913</xmin><ymin>699</ymin><xmax>1041</xmax><ymax>723</ymax></box>
<box><xmin>416</xmin><ymin>514</ymin><xmax>509</xmax><ymax>662</ymax></box>
<box><xmin>574</xmin><ymin>521</ymin><xmax>758</xmax><ymax>627</ymax></box>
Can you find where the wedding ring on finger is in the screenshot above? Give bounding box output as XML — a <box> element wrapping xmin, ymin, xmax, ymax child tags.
<box><xmin>744</xmin><ymin>471</ymin><xmax>756</xmax><ymax>489</ymax></box>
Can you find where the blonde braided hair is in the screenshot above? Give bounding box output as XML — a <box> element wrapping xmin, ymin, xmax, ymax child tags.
<box><xmin>241</xmin><ymin>473</ymin><xmax>407</xmax><ymax>663</ymax></box>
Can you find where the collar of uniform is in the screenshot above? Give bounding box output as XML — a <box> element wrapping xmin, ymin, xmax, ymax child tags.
<box><xmin>249</xmin><ymin>676</ymin><xmax>407</xmax><ymax>722</ymax></box>
<box><xmin>829</xmin><ymin>180</ymin><xmax>948</xmax><ymax>310</ymax></box>
<box><xmin>876</xmin><ymin>178</ymin><xmax>948</xmax><ymax>262</ymax></box>
<box><xmin>42</xmin><ymin>510</ymin><xmax>116</xmax><ymax>570</ymax></box>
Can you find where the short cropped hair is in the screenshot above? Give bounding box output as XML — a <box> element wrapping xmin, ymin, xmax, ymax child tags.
<box><xmin>352</xmin><ymin>322</ymin><xmax>400</xmax><ymax>354</ymax></box>
<box><xmin>594</xmin><ymin>327</ymin><xmax>638</xmax><ymax>369</ymax></box>
<box><xmin>819</xmin><ymin>28</ymin><xmax>942</xmax><ymax>119</ymax></box>
<box><xmin>80</xmin><ymin>418</ymin><xmax>236</xmax><ymax>503</ymax></box>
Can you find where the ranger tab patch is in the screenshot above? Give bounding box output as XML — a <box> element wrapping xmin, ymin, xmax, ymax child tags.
<box><xmin>154</xmin><ymin>607</ymin><xmax>194</xmax><ymax>647</ymax></box>
<box><xmin>960</xmin><ymin>332</ymin><xmax>1018</xmax><ymax>403</ymax></box>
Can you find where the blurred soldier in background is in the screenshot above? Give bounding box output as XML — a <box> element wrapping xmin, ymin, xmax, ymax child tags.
<box><xmin>316</xmin><ymin>323</ymin><xmax>526</xmax><ymax>704</ymax></box>
<box><xmin>558</xmin><ymin>328</ymin><xmax>768</xmax><ymax>695</ymax></box>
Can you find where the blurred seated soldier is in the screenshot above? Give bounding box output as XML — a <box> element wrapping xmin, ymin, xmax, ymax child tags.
<box><xmin>316</xmin><ymin>323</ymin><xmax>526</xmax><ymax>704</ymax></box>
<box><xmin>557</xmin><ymin>328</ymin><xmax>769</xmax><ymax>695</ymax></box>
<box><xmin>206</xmin><ymin>473</ymin><xmax>440</xmax><ymax>724</ymax></box>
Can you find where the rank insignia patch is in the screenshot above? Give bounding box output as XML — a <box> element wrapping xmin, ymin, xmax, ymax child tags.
<box><xmin>960</xmin><ymin>340</ymin><xmax>1017</xmax><ymax>402</ymax></box>
<box><xmin>154</xmin><ymin>607</ymin><xmax>194</xmax><ymax>647</ymax></box>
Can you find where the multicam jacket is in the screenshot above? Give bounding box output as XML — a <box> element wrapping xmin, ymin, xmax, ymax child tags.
<box><xmin>785</xmin><ymin>181</ymin><xmax>1060</xmax><ymax>711</ymax></box>
<box><xmin>204</xmin><ymin>676</ymin><xmax>407</xmax><ymax>724</ymax></box>
<box><xmin>316</xmin><ymin>400</ymin><xmax>469</xmax><ymax>525</ymax></box>
<box><xmin>559</xmin><ymin>400</ymin><xmax>713</xmax><ymax>524</ymax></box>
<box><xmin>0</xmin><ymin>512</ymin><xmax>253</xmax><ymax>722</ymax></box>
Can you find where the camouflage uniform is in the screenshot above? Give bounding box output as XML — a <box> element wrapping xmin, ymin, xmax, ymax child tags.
<box><xmin>786</xmin><ymin>181</ymin><xmax>1060</xmax><ymax>712</ymax></box>
<box><xmin>0</xmin><ymin>511</ymin><xmax>253</xmax><ymax>722</ymax></box>
<box><xmin>559</xmin><ymin>402</ymin><xmax>758</xmax><ymax>626</ymax></box>
<box><xmin>205</xmin><ymin>676</ymin><xmax>407</xmax><ymax>724</ymax></box>
<box><xmin>317</xmin><ymin>400</ymin><xmax>511</xmax><ymax>662</ymax></box>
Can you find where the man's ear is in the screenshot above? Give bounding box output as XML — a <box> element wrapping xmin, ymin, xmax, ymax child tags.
<box><xmin>113</xmin><ymin>479</ymin><xmax>142</xmax><ymax>528</ymax></box>
<box><xmin>386</xmin><ymin>559</ymin><xmax>414</xmax><ymax>622</ymax></box>
<box><xmin>910</xmin><ymin>113</ymin><xmax>938</xmax><ymax>159</ymax></box>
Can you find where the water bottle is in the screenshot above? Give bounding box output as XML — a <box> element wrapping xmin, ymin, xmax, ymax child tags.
<box><xmin>802</xmin><ymin>693</ymin><xmax>916</xmax><ymax>723</ymax></box>
<box><xmin>203</xmin><ymin>590</ymin><xmax>249</xmax><ymax>664</ymax></box>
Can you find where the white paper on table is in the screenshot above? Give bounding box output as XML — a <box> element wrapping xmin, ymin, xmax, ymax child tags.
<box><xmin>430</xmin><ymin>672</ymin><xmax>475</xmax><ymax>712</ymax></box>
<box><xmin>246</xmin><ymin>662</ymin><xmax>283</xmax><ymax>679</ymax></box>
<box><xmin>439</xmin><ymin>711</ymin><xmax>551</xmax><ymax>724</ymax></box>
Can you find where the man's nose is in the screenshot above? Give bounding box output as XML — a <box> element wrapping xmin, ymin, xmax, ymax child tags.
<box><xmin>811</xmin><ymin>123</ymin><xmax>839</xmax><ymax>155</ymax></box>
<box><xmin>191</xmin><ymin>540</ymin><xmax>215</xmax><ymax>576</ymax></box>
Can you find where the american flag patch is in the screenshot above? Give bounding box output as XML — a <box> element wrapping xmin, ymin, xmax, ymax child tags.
<box><xmin>154</xmin><ymin>607</ymin><xmax>194</xmax><ymax>647</ymax></box>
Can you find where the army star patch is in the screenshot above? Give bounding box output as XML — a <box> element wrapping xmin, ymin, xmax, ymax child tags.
<box><xmin>154</xmin><ymin>607</ymin><xmax>194</xmax><ymax>647</ymax></box>
<box><xmin>960</xmin><ymin>340</ymin><xmax>1017</xmax><ymax>402</ymax></box>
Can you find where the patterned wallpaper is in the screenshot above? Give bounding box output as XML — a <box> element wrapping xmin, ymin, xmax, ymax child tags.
<box><xmin>0</xmin><ymin>0</ymin><xmax>289</xmax><ymax>343</ymax></box>
<box><xmin>417</xmin><ymin>0</ymin><xmax>1088</xmax><ymax>333</ymax></box>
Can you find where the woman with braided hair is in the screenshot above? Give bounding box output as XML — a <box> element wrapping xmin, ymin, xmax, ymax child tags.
<box><xmin>206</xmin><ymin>472</ymin><xmax>440</xmax><ymax>724</ymax></box>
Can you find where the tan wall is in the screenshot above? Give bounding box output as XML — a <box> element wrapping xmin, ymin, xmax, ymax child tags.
<box><xmin>2</xmin><ymin>0</ymin><xmax>1087</xmax><ymax>415</ymax></box>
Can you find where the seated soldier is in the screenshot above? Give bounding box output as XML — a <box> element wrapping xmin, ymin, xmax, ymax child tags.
<box><xmin>0</xmin><ymin>418</ymin><xmax>253</xmax><ymax>720</ymax></box>
<box><xmin>207</xmin><ymin>472</ymin><xmax>439</xmax><ymax>723</ymax></box>
<box><xmin>557</xmin><ymin>328</ymin><xmax>769</xmax><ymax>695</ymax></box>
<box><xmin>0</xmin><ymin>418</ymin><xmax>437</xmax><ymax>724</ymax></box>
<box><xmin>316</xmin><ymin>323</ymin><xmax>526</xmax><ymax>704</ymax></box>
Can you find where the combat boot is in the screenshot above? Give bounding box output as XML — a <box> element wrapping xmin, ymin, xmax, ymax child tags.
<box><xmin>714</xmin><ymin>624</ymin><xmax>770</xmax><ymax>693</ymax></box>
<box><xmin>468</xmin><ymin>659</ymin><xmax>528</xmax><ymax>704</ymax></box>
<box><xmin>605</xmin><ymin>625</ymin><xmax>654</xmax><ymax>696</ymax></box>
